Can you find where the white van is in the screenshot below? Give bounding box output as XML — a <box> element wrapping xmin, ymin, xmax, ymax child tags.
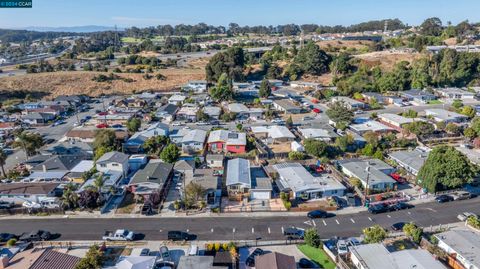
<box><xmin>39</xmin><ymin>198</ymin><xmax>60</xmax><ymax>209</ymax></box>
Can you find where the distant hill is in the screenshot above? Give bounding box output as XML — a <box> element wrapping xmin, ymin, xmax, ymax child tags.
<box><xmin>23</xmin><ymin>25</ymin><xmax>123</xmax><ymax>33</ymax></box>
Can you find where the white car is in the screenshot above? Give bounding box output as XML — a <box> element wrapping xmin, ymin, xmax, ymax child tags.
<box><xmin>337</xmin><ymin>239</ymin><xmax>348</xmax><ymax>255</ymax></box>
<box><xmin>22</xmin><ymin>201</ymin><xmax>42</xmax><ymax>209</ymax></box>
<box><xmin>457</xmin><ymin>212</ymin><xmax>477</xmax><ymax>221</ymax></box>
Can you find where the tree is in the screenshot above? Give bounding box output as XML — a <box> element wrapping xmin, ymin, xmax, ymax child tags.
<box><xmin>402</xmin><ymin>109</ymin><xmax>418</xmax><ymax>118</ymax></box>
<box><xmin>286</xmin><ymin>116</ymin><xmax>293</xmax><ymax>129</ymax></box>
<box><xmin>335</xmin><ymin>134</ymin><xmax>355</xmax><ymax>152</ymax></box>
<box><xmin>363</xmin><ymin>225</ymin><xmax>387</xmax><ymax>243</ymax></box>
<box><xmin>288</xmin><ymin>151</ymin><xmax>305</xmax><ymax>160</ymax></box>
<box><xmin>126</xmin><ymin>117</ymin><xmax>141</xmax><ymax>133</ymax></box>
<box><xmin>461</xmin><ymin>105</ymin><xmax>476</xmax><ymax>118</ymax></box>
<box><xmin>14</xmin><ymin>131</ymin><xmax>44</xmax><ymax>157</ymax></box>
<box><xmin>326</xmin><ymin>101</ymin><xmax>353</xmax><ymax>124</ymax></box>
<box><xmin>0</xmin><ymin>149</ymin><xmax>7</xmax><ymax>177</ymax></box>
<box><xmin>160</xmin><ymin>143</ymin><xmax>180</xmax><ymax>163</ymax></box>
<box><xmin>93</xmin><ymin>129</ymin><xmax>116</xmax><ymax>150</ymax></box>
<box><xmin>404</xmin><ymin>121</ymin><xmax>435</xmax><ymax>136</ymax></box>
<box><xmin>258</xmin><ymin>79</ymin><xmax>272</xmax><ymax>98</ymax></box>
<box><xmin>184</xmin><ymin>182</ymin><xmax>206</xmax><ymax>209</ymax></box>
<box><xmin>464</xmin><ymin>127</ymin><xmax>476</xmax><ymax>139</ymax></box>
<box><xmin>143</xmin><ymin>135</ymin><xmax>169</xmax><ymax>156</ymax></box>
<box><xmin>363</xmin><ymin>131</ymin><xmax>379</xmax><ymax>148</ymax></box>
<box><xmin>420</xmin><ymin>17</ymin><xmax>443</xmax><ymax>36</ymax></box>
<box><xmin>294</xmin><ymin>41</ymin><xmax>332</xmax><ymax>75</ymax></box>
<box><xmin>209</xmin><ymin>73</ymin><xmax>234</xmax><ymax>101</ymax></box>
<box><xmin>452</xmin><ymin>99</ymin><xmax>463</xmax><ymax>109</ymax></box>
<box><xmin>205</xmin><ymin>47</ymin><xmax>244</xmax><ymax>82</ymax></box>
<box><xmin>61</xmin><ymin>184</ymin><xmax>79</xmax><ymax>210</ymax></box>
<box><xmin>304</xmin><ymin>139</ymin><xmax>329</xmax><ymax>158</ymax></box>
<box><xmin>75</xmin><ymin>245</ymin><xmax>104</xmax><ymax>269</ymax></box>
<box><xmin>403</xmin><ymin>222</ymin><xmax>423</xmax><ymax>244</ymax></box>
<box><xmin>196</xmin><ymin>109</ymin><xmax>209</xmax><ymax>122</ymax></box>
<box><xmin>445</xmin><ymin>123</ymin><xmax>460</xmax><ymax>134</ymax></box>
<box><xmin>417</xmin><ymin>145</ymin><xmax>475</xmax><ymax>193</ymax></box>
<box><xmin>304</xmin><ymin>228</ymin><xmax>322</xmax><ymax>248</ymax></box>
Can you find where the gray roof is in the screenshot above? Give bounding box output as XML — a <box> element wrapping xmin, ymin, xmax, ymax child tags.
<box><xmin>435</xmin><ymin>229</ymin><xmax>480</xmax><ymax>268</ymax></box>
<box><xmin>177</xmin><ymin>256</ymin><xmax>226</xmax><ymax>269</ymax></box>
<box><xmin>389</xmin><ymin>149</ymin><xmax>429</xmax><ymax>175</ymax></box>
<box><xmin>43</xmin><ymin>141</ymin><xmax>93</xmax><ymax>156</ymax></box>
<box><xmin>273</xmin><ymin>99</ymin><xmax>300</xmax><ymax>111</ymax></box>
<box><xmin>182</xmin><ymin>129</ymin><xmax>207</xmax><ymax>143</ymax></box>
<box><xmin>339</xmin><ymin>159</ymin><xmax>396</xmax><ymax>186</ymax></box>
<box><xmin>32</xmin><ymin>155</ymin><xmax>83</xmax><ymax>172</ymax></box>
<box><xmin>226</xmin><ymin>158</ymin><xmax>251</xmax><ymax>187</ymax></box>
<box><xmin>206</xmin><ymin>154</ymin><xmax>224</xmax><ymax>161</ymax></box>
<box><xmin>350</xmin><ymin>243</ymin><xmax>446</xmax><ymax>269</ymax></box>
<box><xmin>174</xmin><ymin>159</ymin><xmax>195</xmax><ymax>171</ymax></box>
<box><xmin>157</xmin><ymin>104</ymin><xmax>178</xmax><ymax>115</ymax></box>
<box><xmin>130</xmin><ymin>162</ymin><xmax>173</xmax><ymax>185</ymax></box>
<box><xmin>96</xmin><ymin>151</ymin><xmax>129</xmax><ymax>164</ymax></box>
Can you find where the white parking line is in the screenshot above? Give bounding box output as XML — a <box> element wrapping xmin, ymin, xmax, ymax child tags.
<box><xmin>350</xmin><ymin>218</ymin><xmax>355</xmax><ymax>223</ymax></box>
<box><xmin>268</xmin><ymin>227</ymin><xmax>271</xmax><ymax>234</ymax></box>
<box><xmin>186</xmin><ymin>229</ymin><xmax>190</xmax><ymax>232</ymax></box>
<box><xmin>312</xmin><ymin>220</ymin><xmax>317</xmax><ymax>227</ymax></box>
<box><xmin>387</xmin><ymin>215</ymin><xmax>392</xmax><ymax>218</ymax></box>
<box><xmin>368</xmin><ymin>217</ymin><xmax>373</xmax><ymax>221</ymax></box>
<box><xmin>323</xmin><ymin>220</ymin><xmax>327</xmax><ymax>226</ymax></box>
<box><xmin>335</xmin><ymin>219</ymin><xmax>340</xmax><ymax>225</ymax></box>
<box><xmin>211</xmin><ymin>228</ymin><xmax>214</xmax><ymax>233</ymax></box>
<box><xmin>407</xmin><ymin>211</ymin><xmax>412</xmax><ymax>215</ymax></box>
<box><xmin>252</xmin><ymin>227</ymin><xmax>254</xmax><ymax>234</ymax></box>
<box><xmin>233</xmin><ymin>228</ymin><xmax>236</xmax><ymax>233</ymax></box>
<box><xmin>281</xmin><ymin>227</ymin><xmax>284</xmax><ymax>234</ymax></box>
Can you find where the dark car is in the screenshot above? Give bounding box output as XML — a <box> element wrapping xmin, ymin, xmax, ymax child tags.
<box><xmin>141</xmin><ymin>204</ymin><xmax>154</xmax><ymax>216</ymax></box>
<box><xmin>368</xmin><ymin>204</ymin><xmax>389</xmax><ymax>214</ymax></box>
<box><xmin>0</xmin><ymin>233</ymin><xmax>17</xmax><ymax>242</ymax></box>
<box><xmin>299</xmin><ymin>258</ymin><xmax>318</xmax><ymax>268</ymax></box>
<box><xmin>19</xmin><ymin>230</ymin><xmax>52</xmax><ymax>242</ymax></box>
<box><xmin>435</xmin><ymin>195</ymin><xmax>454</xmax><ymax>203</ymax></box>
<box><xmin>283</xmin><ymin>227</ymin><xmax>305</xmax><ymax>240</ymax></box>
<box><xmin>0</xmin><ymin>201</ymin><xmax>14</xmax><ymax>209</ymax></box>
<box><xmin>391</xmin><ymin>222</ymin><xmax>406</xmax><ymax>231</ymax></box>
<box><xmin>245</xmin><ymin>248</ymin><xmax>264</xmax><ymax>267</ymax></box>
<box><xmin>307</xmin><ymin>210</ymin><xmax>328</xmax><ymax>219</ymax></box>
<box><xmin>43</xmin><ymin>138</ymin><xmax>55</xmax><ymax>144</ymax></box>
<box><xmin>167</xmin><ymin>231</ymin><xmax>192</xmax><ymax>241</ymax></box>
<box><xmin>390</xmin><ymin>202</ymin><xmax>414</xmax><ymax>211</ymax></box>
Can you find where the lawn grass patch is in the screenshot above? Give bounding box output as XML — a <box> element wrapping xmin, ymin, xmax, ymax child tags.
<box><xmin>297</xmin><ymin>244</ymin><xmax>335</xmax><ymax>269</ymax></box>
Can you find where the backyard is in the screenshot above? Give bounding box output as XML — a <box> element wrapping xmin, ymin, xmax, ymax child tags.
<box><xmin>297</xmin><ymin>244</ymin><xmax>335</xmax><ymax>269</ymax></box>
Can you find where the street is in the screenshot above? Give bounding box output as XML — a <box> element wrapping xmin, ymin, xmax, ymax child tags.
<box><xmin>0</xmin><ymin>198</ymin><xmax>477</xmax><ymax>241</ymax></box>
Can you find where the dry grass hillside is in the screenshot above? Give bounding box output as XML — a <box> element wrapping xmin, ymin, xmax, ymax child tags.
<box><xmin>316</xmin><ymin>40</ymin><xmax>373</xmax><ymax>52</ymax></box>
<box><xmin>354</xmin><ymin>51</ymin><xmax>423</xmax><ymax>71</ymax></box>
<box><xmin>0</xmin><ymin>69</ymin><xmax>205</xmax><ymax>97</ymax></box>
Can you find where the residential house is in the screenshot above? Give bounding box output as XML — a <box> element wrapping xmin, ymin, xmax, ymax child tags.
<box><xmin>349</xmin><ymin>119</ymin><xmax>396</xmax><ymax>135</ymax></box>
<box><xmin>41</xmin><ymin>141</ymin><xmax>93</xmax><ymax>158</ymax></box>
<box><xmin>255</xmin><ymin>252</ymin><xmax>296</xmax><ymax>269</ymax></box>
<box><xmin>272</xmin><ymin>88</ymin><xmax>302</xmax><ymax>100</ymax></box>
<box><xmin>92</xmin><ymin>113</ymin><xmax>133</xmax><ymax>126</ymax></box>
<box><xmin>55</xmin><ymin>94</ymin><xmax>88</xmax><ymax>105</ymax></box>
<box><xmin>206</xmin><ymin>154</ymin><xmax>224</xmax><ymax>169</ymax></box>
<box><xmin>272</xmin><ymin>99</ymin><xmax>302</xmax><ymax>114</ymax></box>
<box><xmin>350</xmin><ymin>243</ymin><xmax>447</xmax><ymax>269</ymax></box>
<box><xmin>128</xmin><ymin>155</ymin><xmax>148</xmax><ymax>173</ymax></box>
<box><xmin>169</xmin><ymin>128</ymin><xmax>190</xmax><ymax>145</ymax></box>
<box><xmin>401</xmin><ymin>89</ymin><xmax>437</xmax><ymax>104</ymax></box>
<box><xmin>0</xmin><ymin>183</ymin><xmax>60</xmax><ymax>204</ymax></box>
<box><xmin>290</xmin><ymin>81</ymin><xmax>321</xmax><ymax>90</ymax></box>
<box><xmin>251</xmin><ymin>125</ymin><xmax>296</xmax><ymax>143</ymax></box>
<box><xmin>298</xmin><ymin>127</ymin><xmax>338</xmax><ymax>142</ymax></box>
<box><xmin>128</xmin><ymin>161</ymin><xmax>173</xmax><ymax>202</ymax></box>
<box><xmin>168</xmin><ymin>94</ymin><xmax>187</xmax><ymax>105</ymax></box>
<box><xmin>362</xmin><ymin>92</ymin><xmax>403</xmax><ymax>105</ymax></box>
<box><xmin>155</xmin><ymin>104</ymin><xmax>178</xmax><ymax>123</ymax></box>
<box><xmin>174</xmin><ymin>159</ymin><xmax>196</xmax><ymax>180</ymax></box>
<box><xmin>21</xmin><ymin>112</ymin><xmax>55</xmax><ymax>125</ymax></box>
<box><xmin>207</xmin><ymin>130</ymin><xmax>247</xmax><ymax>154</ymax></box>
<box><xmin>125</xmin><ymin>122</ymin><xmax>169</xmax><ymax>153</ymax></box>
<box><xmin>187</xmin><ymin>168</ymin><xmax>222</xmax><ymax>208</ymax></box>
<box><xmin>228</xmin><ymin>103</ymin><xmax>250</xmax><ymax>118</ymax></box>
<box><xmin>425</xmin><ymin>109</ymin><xmax>469</xmax><ymax>123</ymax></box>
<box><xmin>330</xmin><ymin>96</ymin><xmax>366</xmax><ymax>110</ymax></box>
<box><xmin>176</xmin><ymin>105</ymin><xmax>198</xmax><ymax>122</ymax></box>
<box><xmin>389</xmin><ymin>147</ymin><xmax>430</xmax><ymax>176</ymax></box>
<box><xmin>183</xmin><ymin>80</ymin><xmax>207</xmax><ymax>93</ymax></box>
<box><xmin>203</xmin><ymin>106</ymin><xmax>221</xmax><ymax>119</ymax></box>
<box><xmin>96</xmin><ymin>151</ymin><xmax>130</xmax><ymax>178</ymax></box>
<box><xmin>65</xmin><ymin>160</ymin><xmax>95</xmax><ymax>183</ymax></box>
<box><xmin>273</xmin><ymin>162</ymin><xmax>346</xmax><ymax>199</ymax></box>
<box><xmin>32</xmin><ymin>155</ymin><xmax>83</xmax><ymax>174</ymax></box>
<box><xmin>181</xmin><ymin>129</ymin><xmax>207</xmax><ymax>153</ymax></box>
<box><xmin>435</xmin><ymin>229</ymin><xmax>480</xmax><ymax>269</ymax></box>
<box><xmin>226</xmin><ymin>158</ymin><xmax>251</xmax><ymax>199</ymax></box>
<box><xmin>3</xmin><ymin>248</ymin><xmax>81</xmax><ymax>269</ymax></box>
<box><xmin>177</xmin><ymin>256</ymin><xmax>227</xmax><ymax>269</ymax></box>
<box><xmin>377</xmin><ymin>113</ymin><xmax>420</xmax><ymax>130</ymax></box>
<box><xmin>339</xmin><ymin>159</ymin><xmax>397</xmax><ymax>191</ymax></box>
<box><xmin>250</xmin><ymin>167</ymin><xmax>272</xmax><ymax>200</ymax></box>
<box><xmin>435</xmin><ymin>87</ymin><xmax>476</xmax><ymax>100</ymax></box>
<box><xmin>77</xmin><ymin>170</ymin><xmax>123</xmax><ymax>201</ymax></box>
<box><xmin>63</xmin><ymin>128</ymin><xmax>128</xmax><ymax>143</ymax></box>
<box><xmin>233</xmin><ymin>82</ymin><xmax>259</xmax><ymax>97</ymax></box>
<box><xmin>104</xmin><ymin>256</ymin><xmax>156</xmax><ymax>269</ymax></box>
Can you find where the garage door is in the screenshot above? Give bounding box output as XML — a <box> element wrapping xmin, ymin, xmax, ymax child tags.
<box><xmin>250</xmin><ymin>191</ymin><xmax>270</xmax><ymax>200</ymax></box>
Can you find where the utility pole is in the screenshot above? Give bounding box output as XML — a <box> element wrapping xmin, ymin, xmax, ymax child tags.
<box><xmin>384</xmin><ymin>20</ymin><xmax>388</xmax><ymax>33</ymax></box>
<box><xmin>364</xmin><ymin>164</ymin><xmax>371</xmax><ymax>206</ymax></box>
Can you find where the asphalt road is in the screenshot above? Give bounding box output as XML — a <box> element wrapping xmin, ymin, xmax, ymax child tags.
<box><xmin>0</xmin><ymin>198</ymin><xmax>478</xmax><ymax>241</ymax></box>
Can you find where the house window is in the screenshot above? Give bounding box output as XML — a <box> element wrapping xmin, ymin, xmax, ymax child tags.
<box><xmin>112</xmin><ymin>163</ymin><xmax>119</xmax><ymax>167</ymax></box>
<box><xmin>100</xmin><ymin>164</ymin><xmax>106</xmax><ymax>168</ymax></box>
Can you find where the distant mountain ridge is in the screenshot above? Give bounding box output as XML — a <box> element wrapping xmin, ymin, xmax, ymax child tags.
<box><xmin>22</xmin><ymin>25</ymin><xmax>124</xmax><ymax>33</ymax></box>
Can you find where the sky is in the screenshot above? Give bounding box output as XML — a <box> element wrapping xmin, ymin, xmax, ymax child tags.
<box><xmin>0</xmin><ymin>0</ymin><xmax>479</xmax><ymax>29</ymax></box>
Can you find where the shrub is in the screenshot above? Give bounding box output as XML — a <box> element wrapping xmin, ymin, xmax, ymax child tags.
<box><xmin>403</xmin><ymin>222</ymin><xmax>423</xmax><ymax>244</ymax></box>
<box><xmin>304</xmin><ymin>228</ymin><xmax>322</xmax><ymax>248</ymax></box>
<box><xmin>363</xmin><ymin>225</ymin><xmax>387</xmax><ymax>243</ymax></box>
<box><xmin>222</xmin><ymin>242</ymin><xmax>229</xmax><ymax>251</ymax></box>
<box><xmin>6</xmin><ymin>239</ymin><xmax>16</xmax><ymax>247</ymax></box>
<box><xmin>467</xmin><ymin>215</ymin><xmax>480</xmax><ymax>229</ymax></box>
<box><xmin>288</xmin><ymin>151</ymin><xmax>306</xmax><ymax>160</ymax></box>
<box><xmin>214</xmin><ymin>242</ymin><xmax>221</xmax><ymax>252</ymax></box>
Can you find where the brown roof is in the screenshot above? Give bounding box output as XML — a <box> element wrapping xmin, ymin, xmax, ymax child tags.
<box><xmin>6</xmin><ymin>248</ymin><xmax>80</xmax><ymax>269</ymax></box>
<box><xmin>255</xmin><ymin>252</ymin><xmax>296</xmax><ymax>269</ymax></box>
<box><xmin>30</xmin><ymin>249</ymin><xmax>81</xmax><ymax>269</ymax></box>
<box><xmin>0</xmin><ymin>183</ymin><xmax>59</xmax><ymax>195</ymax></box>
<box><xmin>66</xmin><ymin>129</ymin><xmax>128</xmax><ymax>140</ymax></box>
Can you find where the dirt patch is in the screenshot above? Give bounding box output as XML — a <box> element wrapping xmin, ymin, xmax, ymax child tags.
<box><xmin>0</xmin><ymin>68</ymin><xmax>205</xmax><ymax>98</ymax></box>
<box><xmin>316</xmin><ymin>40</ymin><xmax>373</xmax><ymax>51</ymax></box>
<box><xmin>354</xmin><ymin>51</ymin><xmax>423</xmax><ymax>71</ymax></box>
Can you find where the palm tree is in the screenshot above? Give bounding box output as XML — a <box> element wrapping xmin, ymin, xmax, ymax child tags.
<box><xmin>0</xmin><ymin>149</ymin><xmax>7</xmax><ymax>178</ymax></box>
<box><xmin>93</xmin><ymin>174</ymin><xmax>104</xmax><ymax>192</ymax></box>
<box><xmin>14</xmin><ymin>131</ymin><xmax>43</xmax><ymax>158</ymax></box>
<box><xmin>61</xmin><ymin>184</ymin><xmax>78</xmax><ymax>209</ymax></box>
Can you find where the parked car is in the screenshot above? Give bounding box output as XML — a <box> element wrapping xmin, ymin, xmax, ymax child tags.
<box><xmin>389</xmin><ymin>202</ymin><xmax>414</xmax><ymax>211</ymax></box>
<box><xmin>337</xmin><ymin>239</ymin><xmax>348</xmax><ymax>255</ymax></box>
<box><xmin>245</xmin><ymin>248</ymin><xmax>264</xmax><ymax>267</ymax></box>
<box><xmin>159</xmin><ymin>246</ymin><xmax>171</xmax><ymax>262</ymax></box>
<box><xmin>307</xmin><ymin>210</ymin><xmax>328</xmax><ymax>219</ymax></box>
<box><xmin>389</xmin><ymin>173</ymin><xmax>406</xmax><ymax>184</ymax></box>
<box><xmin>457</xmin><ymin>212</ymin><xmax>477</xmax><ymax>222</ymax></box>
<box><xmin>140</xmin><ymin>248</ymin><xmax>150</xmax><ymax>256</ymax></box>
<box><xmin>167</xmin><ymin>231</ymin><xmax>192</xmax><ymax>241</ymax></box>
<box><xmin>283</xmin><ymin>227</ymin><xmax>305</xmax><ymax>240</ymax></box>
<box><xmin>141</xmin><ymin>204</ymin><xmax>154</xmax><ymax>216</ymax></box>
<box><xmin>0</xmin><ymin>233</ymin><xmax>17</xmax><ymax>242</ymax></box>
<box><xmin>368</xmin><ymin>204</ymin><xmax>389</xmax><ymax>214</ymax></box>
<box><xmin>19</xmin><ymin>230</ymin><xmax>52</xmax><ymax>242</ymax></box>
<box><xmin>391</xmin><ymin>222</ymin><xmax>406</xmax><ymax>231</ymax></box>
<box><xmin>347</xmin><ymin>237</ymin><xmax>361</xmax><ymax>247</ymax></box>
<box><xmin>452</xmin><ymin>191</ymin><xmax>473</xmax><ymax>200</ymax></box>
<box><xmin>102</xmin><ymin>229</ymin><xmax>135</xmax><ymax>241</ymax></box>
<box><xmin>435</xmin><ymin>195</ymin><xmax>454</xmax><ymax>203</ymax></box>
<box><xmin>0</xmin><ymin>201</ymin><xmax>14</xmax><ymax>209</ymax></box>
<box><xmin>298</xmin><ymin>258</ymin><xmax>318</xmax><ymax>268</ymax></box>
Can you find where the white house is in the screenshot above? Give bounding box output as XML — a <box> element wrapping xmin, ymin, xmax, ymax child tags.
<box><xmin>168</xmin><ymin>94</ymin><xmax>186</xmax><ymax>105</ymax></box>
<box><xmin>435</xmin><ymin>229</ymin><xmax>480</xmax><ymax>269</ymax></box>
<box><xmin>181</xmin><ymin>129</ymin><xmax>207</xmax><ymax>153</ymax></box>
<box><xmin>0</xmin><ymin>183</ymin><xmax>59</xmax><ymax>204</ymax></box>
<box><xmin>96</xmin><ymin>151</ymin><xmax>130</xmax><ymax>178</ymax></box>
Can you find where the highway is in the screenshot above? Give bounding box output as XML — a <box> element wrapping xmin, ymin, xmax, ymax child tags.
<box><xmin>0</xmin><ymin>198</ymin><xmax>478</xmax><ymax>241</ymax></box>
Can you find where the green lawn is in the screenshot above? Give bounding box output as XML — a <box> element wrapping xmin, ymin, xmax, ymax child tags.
<box><xmin>297</xmin><ymin>244</ymin><xmax>335</xmax><ymax>269</ymax></box>
<box><xmin>428</xmin><ymin>100</ymin><xmax>443</xmax><ymax>105</ymax></box>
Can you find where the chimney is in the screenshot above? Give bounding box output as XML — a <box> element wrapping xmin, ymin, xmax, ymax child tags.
<box><xmin>42</xmin><ymin>165</ymin><xmax>47</xmax><ymax>173</ymax></box>
<box><xmin>0</xmin><ymin>255</ymin><xmax>9</xmax><ymax>269</ymax></box>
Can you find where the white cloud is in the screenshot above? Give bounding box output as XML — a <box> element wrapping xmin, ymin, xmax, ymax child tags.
<box><xmin>111</xmin><ymin>16</ymin><xmax>185</xmax><ymax>26</ymax></box>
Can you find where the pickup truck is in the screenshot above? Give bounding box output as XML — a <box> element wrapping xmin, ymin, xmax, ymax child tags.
<box><xmin>102</xmin><ymin>229</ymin><xmax>135</xmax><ymax>241</ymax></box>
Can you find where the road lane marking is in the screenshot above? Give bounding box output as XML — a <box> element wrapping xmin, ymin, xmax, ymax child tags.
<box><xmin>323</xmin><ymin>220</ymin><xmax>327</xmax><ymax>226</ymax></box>
<box><xmin>407</xmin><ymin>211</ymin><xmax>412</xmax><ymax>215</ymax></box>
<box><xmin>252</xmin><ymin>227</ymin><xmax>254</xmax><ymax>234</ymax></box>
<box><xmin>312</xmin><ymin>220</ymin><xmax>317</xmax><ymax>227</ymax></box>
<box><xmin>186</xmin><ymin>229</ymin><xmax>190</xmax><ymax>232</ymax></box>
<box><xmin>233</xmin><ymin>228</ymin><xmax>236</xmax><ymax>233</ymax></box>
<box><xmin>387</xmin><ymin>215</ymin><xmax>391</xmax><ymax>218</ymax></box>
<box><xmin>211</xmin><ymin>228</ymin><xmax>214</xmax><ymax>233</ymax></box>
<box><xmin>368</xmin><ymin>217</ymin><xmax>373</xmax><ymax>221</ymax></box>
<box><xmin>268</xmin><ymin>227</ymin><xmax>271</xmax><ymax>234</ymax></box>
<box><xmin>159</xmin><ymin>229</ymin><xmax>163</xmax><ymax>233</ymax></box>
<box><xmin>304</xmin><ymin>220</ymin><xmax>314</xmax><ymax>226</ymax></box>
<box><xmin>350</xmin><ymin>218</ymin><xmax>355</xmax><ymax>223</ymax></box>
<box><xmin>281</xmin><ymin>227</ymin><xmax>284</xmax><ymax>234</ymax></box>
<box><xmin>335</xmin><ymin>219</ymin><xmax>340</xmax><ymax>225</ymax></box>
